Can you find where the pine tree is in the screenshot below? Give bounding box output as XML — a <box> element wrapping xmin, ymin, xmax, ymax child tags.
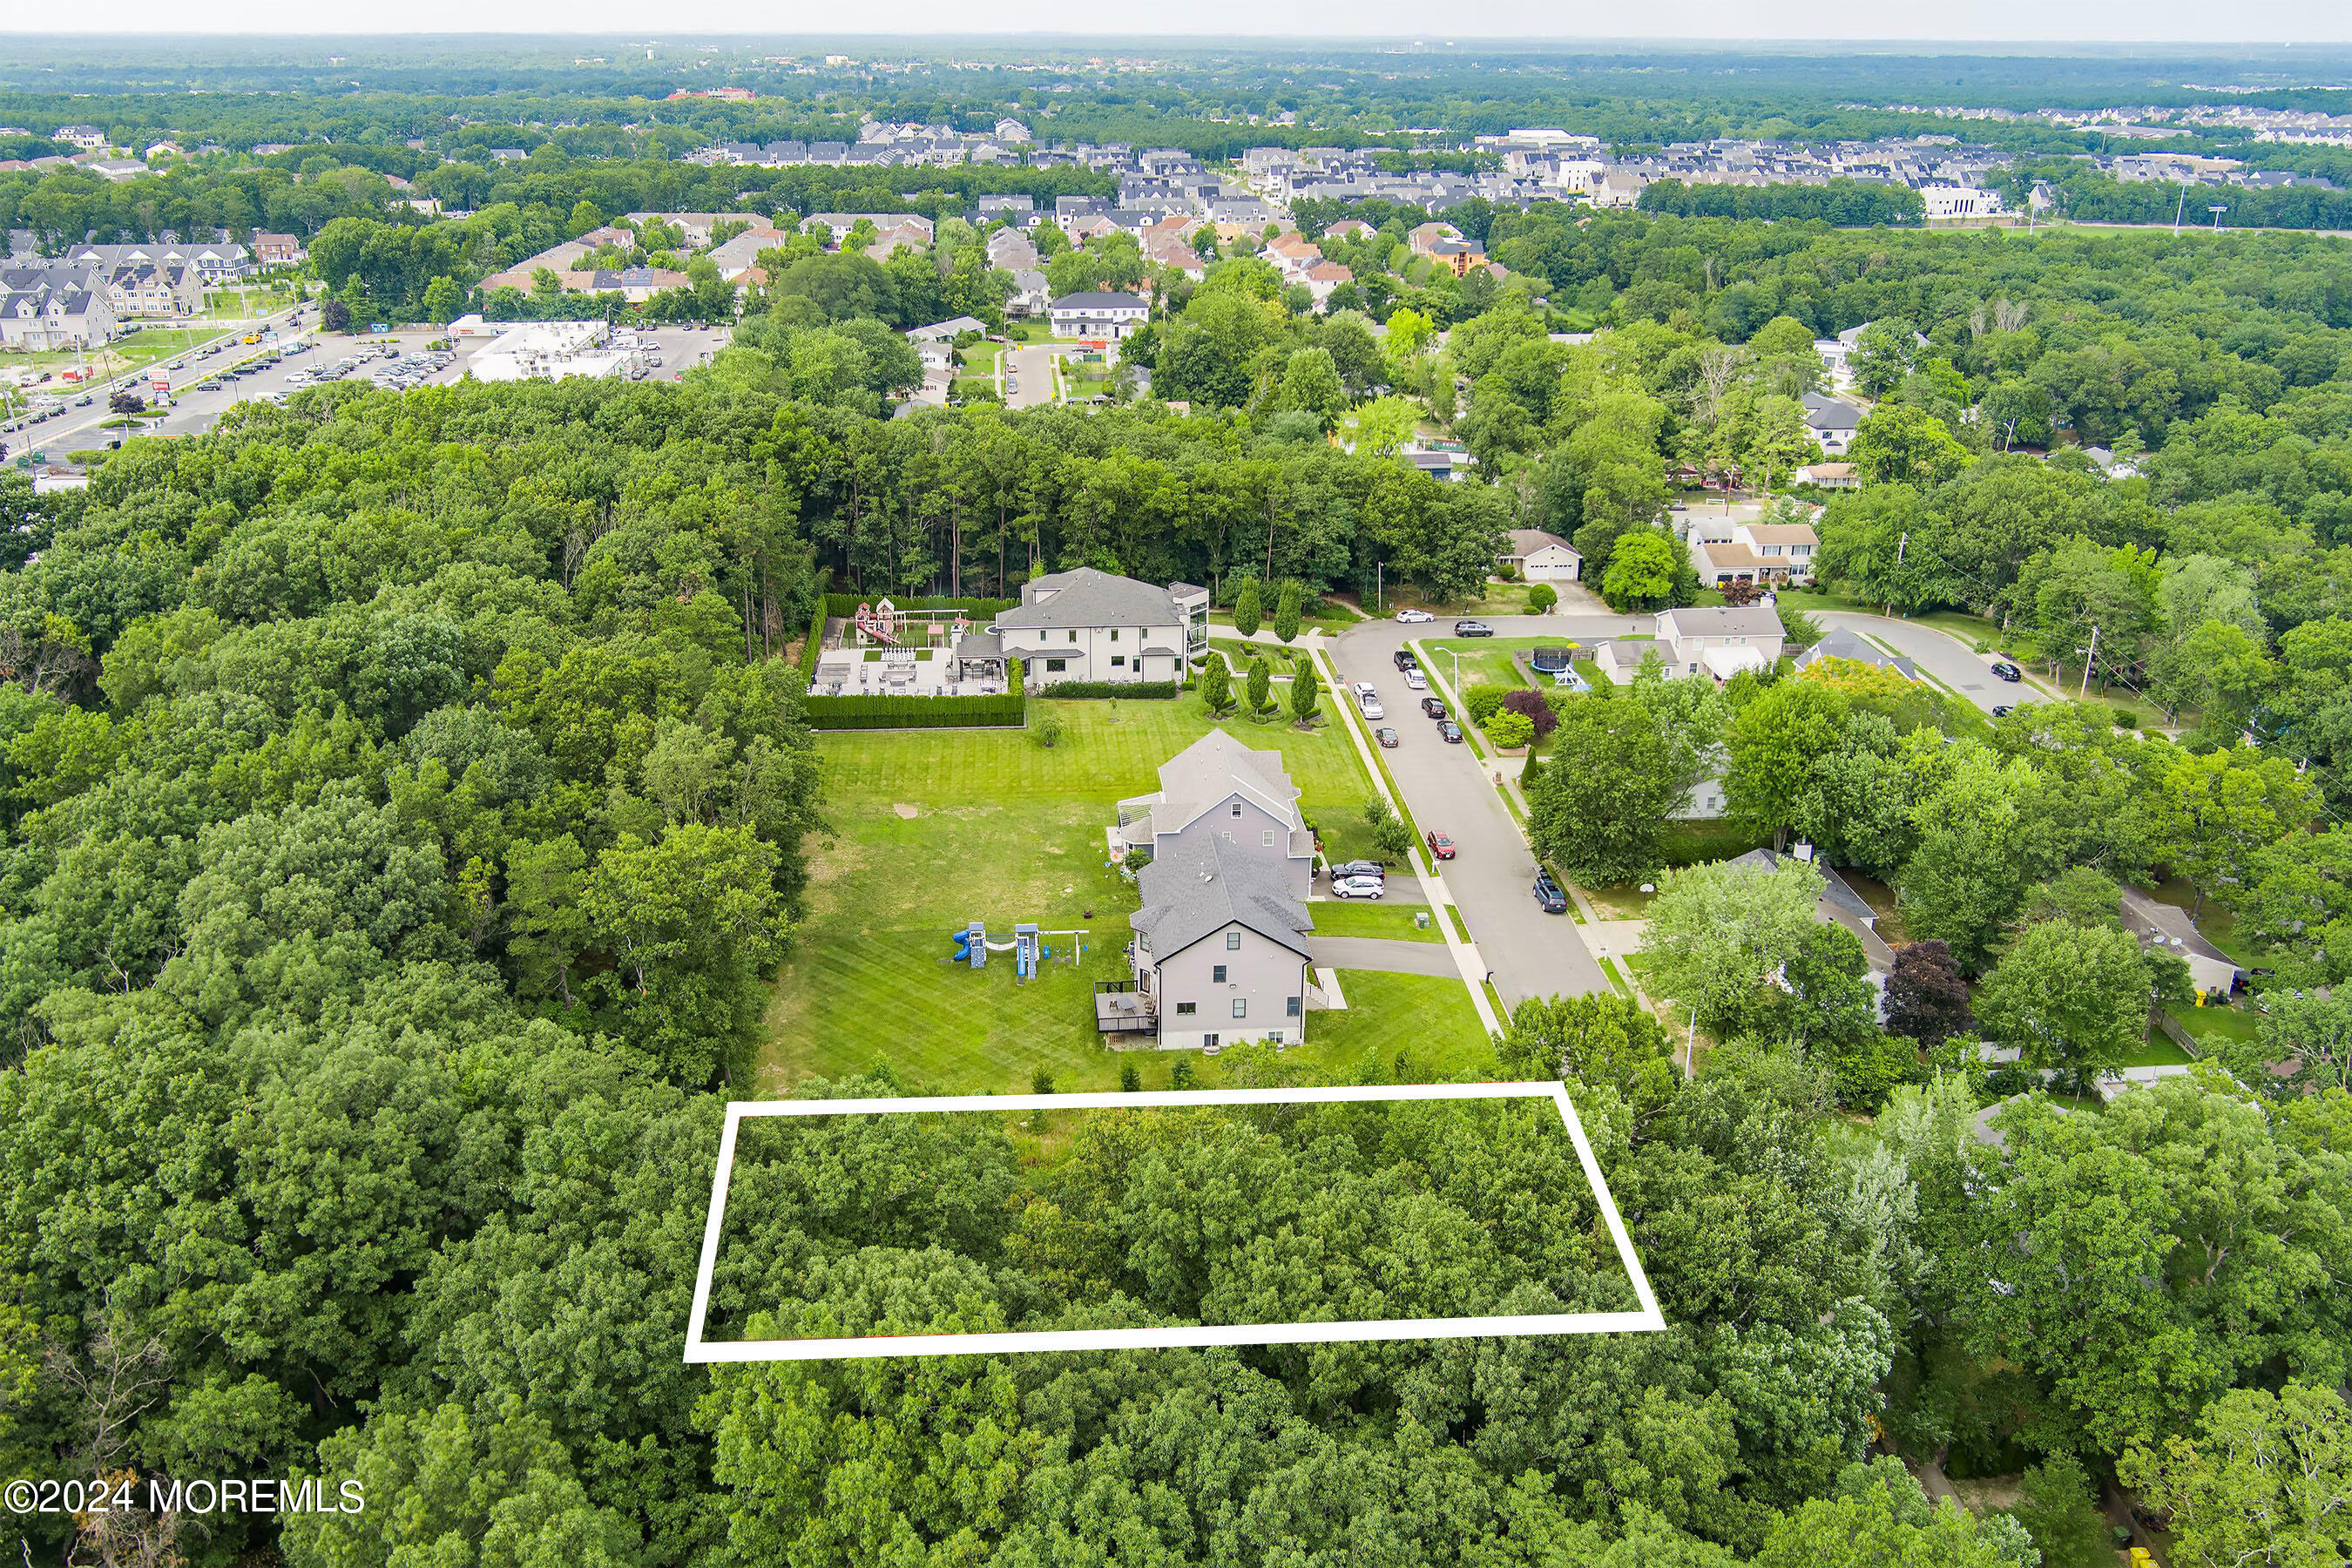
<box><xmin>1233</xmin><ymin>578</ymin><xmax>1262</xmax><ymax>639</ymax></box>
<box><xmin>1199</xmin><ymin>655</ymin><xmax>1233</xmax><ymax>715</ymax></box>
<box><xmin>1289</xmin><ymin>663</ymin><xmax>1321</xmax><ymax>726</ymax></box>
<box><xmin>1274</xmin><ymin>579</ymin><xmax>1303</xmax><ymax>643</ymax></box>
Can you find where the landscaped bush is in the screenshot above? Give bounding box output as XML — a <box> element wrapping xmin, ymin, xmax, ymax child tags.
<box><xmin>801</xmin><ymin>691</ymin><xmax>1026</xmax><ymax>730</ymax></box>
<box><xmin>1526</xmin><ymin>584</ymin><xmax>1558</xmax><ymax>612</ymax></box>
<box><xmin>797</xmin><ymin>600</ymin><xmax>828</xmax><ymax>683</ymax></box>
<box><xmin>1485</xmin><ymin>710</ymin><xmax>1537</xmax><ymax>749</ymax></box>
<box><xmin>801</xmin><ymin>657</ymin><xmax>1026</xmax><ymax>730</ymax></box>
<box><xmin>1034</xmin><ymin>679</ymin><xmax>1181</xmax><ymax>700</ymax></box>
<box><xmin>1462</xmin><ymin>686</ymin><xmax>1507</xmax><ymax>725</ymax></box>
<box><xmin>1501</xmin><ymin>687</ymin><xmax>1558</xmax><ymax>739</ymax></box>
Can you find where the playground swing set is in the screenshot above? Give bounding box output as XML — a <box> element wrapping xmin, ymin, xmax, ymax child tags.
<box><xmin>951</xmin><ymin>920</ymin><xmax>1092</xmax><ymax>982</ymax></box>
<box><xmin>853</xmin><ymin>598</ymin><xmax>970</xmax><ymax>650</ymax></box>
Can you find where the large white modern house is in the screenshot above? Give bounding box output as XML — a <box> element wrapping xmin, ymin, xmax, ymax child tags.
<box><xmin>983</xmin><ymin>567</ymin><xmax>1208</xmax><ymax>686</ymax></box>
<box><xmin>1100</xmin><ymin>733</ymin><xmax>1321</xmax><ymax>1050</ymax></box>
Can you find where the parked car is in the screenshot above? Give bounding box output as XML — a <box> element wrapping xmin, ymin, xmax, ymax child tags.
<box><xmin>1425</xmin><ymin>831</ymin><xmax>1456</xmax><ymax>862</ymax></box>
<box><xmin>1393</xmin><ymin>650</ymin><xmax>1418</xmax><ymax>672</ymax></box>
<box><xmin>1532</xmin><ymin>872</ymin><xmax>1568</xmax><ymax>913</ymax></box>
<box><xmin>1374</xmin><ymin>727</ymin><xmax>1400</xmax><ymax>748</ymax></box>
<box><xmin>1990</xmin><ymin>660</ymin><xmax>2023</xmax><ymax>682</ymax></box>
<box><xmin>1990</xmin><ymin>704</ymin><xmax>2015</xmax><ymax>718</ymax></box>
<box><xmin>1421</xmin><ymin>697</ymin><xmax>1448</xmax><ymax>720</ymax></box>
<box><xmin>1403</xmin><ymin>669</ymin><xmax>1428</xmax><ymax>691</ymax></box>
<box><xmin>1329</xmin><ymin>860</ymin><xmax>1386</xmax><ymax>883</ymax></box>
<box><xmin>1454</xmin><ymin>620</ymin><xmax>1494</xmax><ymax>637</ymax></box>
<box><xmin>1437</xmin><ymin>720</ymin><xmax>1463</xmax><ymax>744</ymax></box>
<box><xmin>1396</xmin><ymin>608</ymin><xmax>1434</xmax><ymax>623</ymax></box>
<box><xmin>1331</xmin><ymin>875</ymin><xmax>1386</xmax><ymax>901</ymax></box>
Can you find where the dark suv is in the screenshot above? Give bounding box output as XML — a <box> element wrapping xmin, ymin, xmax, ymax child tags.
<box><xmin>1393</xmin><ymin>649</ymin><xmax>1419</xmax><ymax>672</ymax></box>
<box><xmin>1421</xmin><ymin>697</ymin><xmax>1448</xmax><ymax>720</ymax></box>
<box><xmin>1532</xmin><ymin>871</ymin><xmax>1568</xmax><ymax>913</ymax></box>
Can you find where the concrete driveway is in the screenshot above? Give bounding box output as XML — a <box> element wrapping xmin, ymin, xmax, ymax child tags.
<box><xmin>1305</xmin><ymin>935</ymin><xmax>1463</xmax><ymax>977</ymax></box>
<box><xmin>1328</xmin><ymin>613</ymin><xmax>1620</xmax><ymax>1009</ymax></box>
<box><xmin>1003</xmin><ymin>345</ymin><xmax>1058</xmax><ymax>409</ymax></box>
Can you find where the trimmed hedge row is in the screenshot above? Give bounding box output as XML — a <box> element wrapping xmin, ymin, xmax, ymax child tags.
<box><xmin>797</xmin><ymin>600</ymin><xmax>828</xmax><ymax>684</ymax></box>
<box><xmin>1034</xmin><ymin>679</ymin><xmax>1183</xmax><ymax>700</ymax></box>
<box><xmin>821</xmin><ymin>592</ymin><xmax>1016</xmax><ymax>618</ymax></box>
<box><xmin>800</xmin><ymin>657</ymin><xmax>1026</xmax><ymax>731</ymax></box>
<box><xmin>802</xmin><ymin>693</ymin><xmax>1027</xmax><ymax>731</ymax></box>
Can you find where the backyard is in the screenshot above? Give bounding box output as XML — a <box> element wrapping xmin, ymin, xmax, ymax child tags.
<box><xmin>758</xmin><ymin>696</ymin><xmax>1410</xmax><ymax>1095</ymax></box>
<box><xmin>1414</xmin><ymin>634</ymin><xmax>1602</xmax><ymax>693</ymax></box>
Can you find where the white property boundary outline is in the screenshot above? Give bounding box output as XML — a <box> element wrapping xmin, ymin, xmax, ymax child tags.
<box><xmin>684</xmin><ymin>1082</ymin><xmax>1666</xmax><ymax>1362</ymax></box>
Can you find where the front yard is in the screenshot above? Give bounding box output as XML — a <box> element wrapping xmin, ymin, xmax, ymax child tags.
<box><xmin>758</xmin><ymin>697</ymin><xmax>1397</xmax><ymax>1095</ymax></box>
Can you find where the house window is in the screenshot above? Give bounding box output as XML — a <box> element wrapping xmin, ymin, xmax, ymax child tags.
<box><xmin>1046</xmin><ymin>658</ymin><xmax>1067</xmax><ymax>672</ymax></box>
<box><xmin>1112</xmin><ymin>656</ymin><xmax>1125</xmax><ymax>668</ymax></box>
<box><xmin>1174</xmin><ymin>1002</ymin><xmax>1196</xmax><ymax>1016</ymax></box>
<box><xmin>1231</xmin><ymin>803</ymin><xmax>1243</xmax><ymax>816</ymax></box>
<box><xmin>1287</xmin><ymin>996</ymin><xmax>1301</xmax><ymax>1017</ymax></box>
<box><xmin>1227</xmin><ymin>930</ymin><xmax>1242</xmax><ymax>950</ymax></box>
<box><xmin>1067</xmin><ymin>630</ymin><xmax>1078</xmax><ymax>642</ymax></box>
<box><xmin>1213</xmin><ymin>964</ymin><xmax>1227</xmax><ymax>983</ymax></box>
<box><xmin>1232</xmin><ymin>998</ymin><xmax>1247</xmax><ymax>1018</ymax></box>
<box><xmin>1262</xmin><ymin>830</ymin><xmax>1275</xmax><ymax>848</ymax></box>
<box><xmin>1267</xmin><ymin>1031</ymin><xmax>1283</xmax><ymax>1043</ymax></box>
<box><xmin>1110</xmin><ymin>628</ymin><xmax>1119</xmax><ymax>642</ymax></box>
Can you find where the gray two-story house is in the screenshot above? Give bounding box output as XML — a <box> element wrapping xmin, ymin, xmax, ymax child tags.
<box><xmin>1101</xmin><ymin>732</ymin><xmax>1320</xmax><ymax>1050</ymax></box>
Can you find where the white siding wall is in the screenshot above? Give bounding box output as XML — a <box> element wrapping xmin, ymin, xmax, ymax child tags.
<box><xmin>1001</xmin><ymin>621</ymin><xmax>1186</xmax><ymax>684</ymax></box>
<box><xmin>1146</xmin><ymin>923</ymin><xmax>1311</xmax><ymax>1051</ymax></box>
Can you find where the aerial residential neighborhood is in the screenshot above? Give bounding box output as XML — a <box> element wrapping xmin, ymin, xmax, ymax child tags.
<box><xmin>3</xmin><ymin>26</ymin><xmax>2349</xmax><ymax>1568</ymax></box>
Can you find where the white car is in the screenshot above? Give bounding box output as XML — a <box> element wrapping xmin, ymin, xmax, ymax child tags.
<box><xmin>1403</xmin><ymin>669</ymin><xmax>1428</xmax><ymax>690</ymax></box>
<box><xmin>1396</xmin><ymin>608</ymin><xmax>1434</xmax><ymax>623</ymax></box>
<box><xmin>1330</xmin><ymin>875</ymin><xmax>1386</xmax><ymax>901</ymax></box>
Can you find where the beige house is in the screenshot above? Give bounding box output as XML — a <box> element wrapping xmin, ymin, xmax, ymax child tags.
<box><xmin>1500</xmin><ymin>527</ymin><xmax>1583</xmax><ymax>582</ymax></box>
<box><xmin>1683</xmin><ymin>517</ymin><xmax>1820</xmax><ymax>587</ymax></box>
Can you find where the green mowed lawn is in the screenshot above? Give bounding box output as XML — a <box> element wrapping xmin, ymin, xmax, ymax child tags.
<box><xmin>1304</xmin><ymin>896</ymin><xmax>1443</xmax><ymax>941</ymax></box>
<box><xmin>1290</xmin><ymin>971</ymin><xmax>1498</xmax><ymax>1078</ymax></box>
<box><xmin>1416</xmin><ymin>636</ymin><xmax>1594</xmax><ymax>691</ymax></box>
<box><xmin>760</xmin><ymin>699</ymin><xmax>1392</xmax><ymax>1095</ymax></box>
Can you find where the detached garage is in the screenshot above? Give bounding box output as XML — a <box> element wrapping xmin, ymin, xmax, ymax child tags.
<box><xmin>1501</xmin><ymin>528</ymin><xmax>1583</xmax><ymax>583</ymax></box>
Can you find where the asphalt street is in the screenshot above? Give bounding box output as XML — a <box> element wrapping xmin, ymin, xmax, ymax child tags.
<box><xmin>1003</xmin><ymin>345</ymin><xmax>1058</xmax><ymax>408</ymax></box>
<box><xmin>1818</xmin><ymin>611</ymin><xmax>2052</xmax><ymax>713</ymax></box>
<box><xmin>1327</xmin><ymin>613</ymin><xmax>1631</xmax><ymax>1009</ymax></box>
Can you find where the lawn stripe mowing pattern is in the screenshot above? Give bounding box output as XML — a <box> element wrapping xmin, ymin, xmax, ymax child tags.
<box><xmin>761</xmin><ymin>700</ymin><xmax>1457</xmax><ymax>1095</ymax></box>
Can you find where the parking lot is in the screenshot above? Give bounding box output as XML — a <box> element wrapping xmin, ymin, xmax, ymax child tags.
<box><xmin>4</xmin><ymin>317</ymin><xmax>729</xmax><ymax>454</ymax></box>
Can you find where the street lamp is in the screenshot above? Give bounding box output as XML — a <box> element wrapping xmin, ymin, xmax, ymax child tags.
<box><xmin>2208</xmin><ymin>205</ymin><xmax>2228</xmax><ymax>233</ymax></box>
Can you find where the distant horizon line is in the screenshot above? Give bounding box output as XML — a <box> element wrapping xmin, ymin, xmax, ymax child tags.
<box><xmin>2</xmin><ymin>31</ymin><xmax>2351</xmax><ymax>50</ymax></box>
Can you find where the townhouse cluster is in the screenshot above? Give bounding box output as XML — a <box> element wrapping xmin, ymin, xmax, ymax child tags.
<box><xmin>1</xmin><ymin>236</ymin><xmax>275</xmax><ymax>351</ymax></box>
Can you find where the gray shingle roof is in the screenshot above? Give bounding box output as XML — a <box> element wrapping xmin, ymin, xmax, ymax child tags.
<box><xmin>1132</xmin><ymin>833</ymin><xmax>1313</xmax><ymax>961</ymax></box>
<box><xmin>996</xmin><ymin>567</ymin><xmax>1181</xmax><ymax>632</ymax></box>
<box><xmin>1659</xmin><ymin>605</ymin><xmax>1785</xmax><ymax>640</ymax></box>
<box><xmin>1792</xmin><ymin>627</ymin><xmax>1916</xmax><ymax>679</ymax></box>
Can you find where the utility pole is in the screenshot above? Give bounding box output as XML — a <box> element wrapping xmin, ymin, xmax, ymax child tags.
<box><xmin>2173</xmin><ymin>186</ymin><xmax>2187</xmax><ymax>238</ymax></box>
<box><xmin>1375</xmin><ymin>559</ymin><xmax>1384</xmax><ymax>613</ymax></box>
<box><xmin>2079</xmin><ymin>623</ymin><xmax>2099</xmax><ymax>700</ymax></box>
<box><xmin>1886</xmin><ymin>531</ymin><xmax>1907</xmax><ymax>618</ymax></box>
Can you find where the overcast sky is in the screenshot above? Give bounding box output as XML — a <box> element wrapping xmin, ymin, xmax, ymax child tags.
<box><xmin>6</xmin><ymin>1</ymin><xmax>2352</xmax><ymax>43</ymax></box>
